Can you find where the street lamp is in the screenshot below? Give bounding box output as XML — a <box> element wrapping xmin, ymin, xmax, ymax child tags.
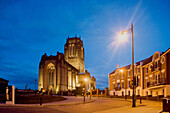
<box><xmin>121</xmin><ymin>23</ymin><xmax>136</xmax><ymax>107</ymax></box>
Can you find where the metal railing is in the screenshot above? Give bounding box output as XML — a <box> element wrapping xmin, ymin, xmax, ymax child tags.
<box><xmin>115</xmin><ymin>87</ymin><xmax>121</xmax><ymax>91</ymax></box>
<box><xmin>147</xmin><ymin>78</ymin><xmax>166</xmax><ymax>87</ymax></box>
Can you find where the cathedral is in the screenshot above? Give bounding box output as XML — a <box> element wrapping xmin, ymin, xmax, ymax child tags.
<box><xmin>38</xmin><ymin>36</ymin><xmax>96</xmax><ymax>94</ymax></box>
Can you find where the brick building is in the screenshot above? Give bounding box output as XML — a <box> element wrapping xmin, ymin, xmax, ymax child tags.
<box><xmin>109</xmin><ymin>48</ymin><xmax>170</xmax><ymax>98</ymax></box>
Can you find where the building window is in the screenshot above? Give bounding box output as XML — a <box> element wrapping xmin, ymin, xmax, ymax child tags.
<box><xmin>137</xmin><ymin>67</ymin><xmax>140</xmax><ymax>74</ymax></box>
<box><xmin>128</xmin><ymin>91</ymin><xmax>130</xmax><ymax>96</ymax></box>
<box><xmin>69</xmin><ymin>44</ymin><xmax>72</xmax><ymax>56</ymax></box>
<box><xmin>146</xmin><ymin>67</ymin><xmax>148</xmax><ymax>74</ymax></box>
<box><xmin>149</xmin><ymin>76</ymin><xmax>152</xmax><ymax>84</ymax></box>
<box><xmin>52</xmin><ymin>72</ymin><xmax>54</xmax><ymax>85</ymax></box>
<box><xmin>117</xmin><ymin>83</ymin><xmax>120</xmax><ymax>88</ymax></box>
<box><xmin>113</xmin><ymin>75</ymin><xmax>115</xmax><ymax>80</ymax></box>
<box><xmin>122</xmin><ymin>82</ymin><xmax>124</xmax><ymax>89</ymax></box>
<box><xmin>121</xmin><ymin>73</ymin><xmax>124</xmax><ymax>79</ymax></box>
<box><xmin>137</xmin><ymin>76</ymin><xmax>139</xmax><ymax>86</ymax></box>
<box><xmin>155</xmin><ymin>61</ymin><xmax>159</xmax><ymax>68</ymax></box>
<box><xmin>146</xmin><ymin>79</ymin><xmax>148</xmax><ymax>88</ymax></box>
<box><xmin>113</xmin><ymin>84</ymin><xmax>115</xmax><ymax>89</ymax></box>
<box><xmin>81</xmin><ymin>47</ymin><xmax>83</xmax><ymax>59</ymax></box>
<box><xmin>154</xmin><ymin>75</ymin><xmax>158</xmax><ymax>84</ymax></box>
<box><xmin>158</xmin><ymin>74</ymin><xmax>160</xmax><ymax>83</ymax></box>
<box><xmin>72</xmin><ymin>44</ymin><xmax>75</xmax><ymax>56</ymax></box>
<box><xmin>128</xmin><ymin>81</ymin><xmax>130</xmax><ymax>88</ymax></box>
<box><xmin>149</xmin><ymin>64</ymin><xmax>153</xmax><ymax>70</ymax></box>
<box><xmin>161</xmin><ymin>56</ymin><xmax>165</xmax><ymax>64</ymax></box>
<box><xmin>128</xmin><ymin>71</ymin><xmax>130</xmax><ymax>77</ymax></box>
<box><xmin>49</xmin><ymin>72</ymin><xmax>51</xmax><ymax>85</ymax></box>
<box><xmin>162</xmin><ymin>72</ymin><xmax>165</xmax><ymax>79</ymax></box>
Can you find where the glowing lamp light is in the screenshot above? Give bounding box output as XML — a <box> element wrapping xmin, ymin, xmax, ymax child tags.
<box><xmin>84</xmin><ymin>78</ymin><xmax>88</xmax><ymax>82</ymax></box>
<box><xmin>115</xmin><ymin>31</ymin><xmax>129</xmax><ymax>43</ymax></box>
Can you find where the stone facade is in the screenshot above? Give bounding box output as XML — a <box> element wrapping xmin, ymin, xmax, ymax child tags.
<box><xmin>64</xmin><ymin>36</ymin><xmax>85</xmax><ymax>73</ymax></box>
<box><xmin>109</xmin><ymin>48</ymin><xmax>170</xmax><ymax>98</ymax></box>
<box><xmin>38</xmin><ymin>52</ymin><xmax>79</xmax><ymax>94</ymax></box>
<box><xmin>38</xmin><ymin>36</ymin><xmax>96</xmax><ymax>94</ymax></box>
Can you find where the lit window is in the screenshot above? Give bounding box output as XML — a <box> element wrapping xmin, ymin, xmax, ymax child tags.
<box><xmin>81</xmin><ymin>47</ymin><xmax>83</xmax><ymax>59</ymax></box>
<box><xmin>113</xmin><ymin>75</ymin><xmax>115</xmax><ymax>80</ymax></box>
<box><xmin>72</xmin><ymin>44</ymin><xmax>75</xmax><ymax>56</ymax></box>
<box><xmin>69</xmin><ymin>44</ymin><xmax>72</xmax><ymax>56</ymax></box>
<box><xmin>128</xmin><ymin>71</ymin><xmax>130</xmax><ymax>77</ymax></box>
<box><xmin>121</xmin><ymin>73</ymin><xmax>124</xmax><ymax>79</ymax></box>
<box><xmin>137</xmin><ymin>67</ymin><xmax>140</xmax><ymax>74</ymax></box>
<box><xmin>146</xmin><ymin>79</ymin><xmax>148</xmax><ymax>87</ymax></box>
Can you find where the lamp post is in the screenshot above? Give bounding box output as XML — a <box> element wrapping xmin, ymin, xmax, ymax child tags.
<box><xmin>122</xmin><ymin>23</ymin><xmax>135</xmax><ymax>107</ymax></box>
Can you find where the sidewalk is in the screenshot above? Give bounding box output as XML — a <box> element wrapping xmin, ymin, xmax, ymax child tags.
<box><xmin>94</xmin><ymin>98</ymin><xmax>163</xmax><ymax>113</ymax></box>
<box><xmin>0</xmin><ymin>96</ymin><xmax>95</xmax><ymax>107</ymax></box>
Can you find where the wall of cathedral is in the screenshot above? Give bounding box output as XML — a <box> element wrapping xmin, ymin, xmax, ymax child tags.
<box><xmin>38</xmin><ymin>35</ymin><xmax>96</xmax><ymax>94</ymax></box>
<box><xmin>38</xmin><ymin>52</ymin><xmax>79</xmax><ymax>94</ymax></box>
<box><xmin>64</xmin><ymin>36</ymin><xmax>85</xmax><ymax>73</ymax></box>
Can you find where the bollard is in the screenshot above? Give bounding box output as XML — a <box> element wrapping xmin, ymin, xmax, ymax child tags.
<box><xmin>140</xmin><ymin>97</ymin><xmax>142</xmax><ymax>104</ymax></box>
<box><xmin>40</xmin><ymin>97</ymin><xmax>42</xmax><ymax>105</ymax></box>
<box><xmin>84</xmin><ymin>96</ymin><xmax>85</xmax><ymax>104</ymax></box>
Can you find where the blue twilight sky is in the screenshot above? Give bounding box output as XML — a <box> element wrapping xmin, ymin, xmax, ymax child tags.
<box><xmin>0</xmin><ymin>0</ymin><xmax>170</xmax><ymax>90</ymax></box>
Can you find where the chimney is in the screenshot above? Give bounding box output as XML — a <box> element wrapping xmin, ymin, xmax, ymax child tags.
<box><xmin>116</xmin><ymin>64</ymin><xmax>119</xmax><ymax>68</ymax></box>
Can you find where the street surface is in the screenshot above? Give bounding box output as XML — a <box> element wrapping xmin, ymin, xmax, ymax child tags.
<box><xmin>0</xmin><ymin>96</ymin><xmax>163</xmax><ymax>113</ymax></box>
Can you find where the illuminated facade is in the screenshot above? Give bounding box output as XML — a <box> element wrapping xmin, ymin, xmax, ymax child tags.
<box><xmin>64</xmin><ymin>36</ymin><xmax>85</xmax><ymax>73</ymax></box>
<box><xmin>38</xmin><ymin>36</ymin><xmax>96</xmax><ymax>94</ymax></box>
<box><xmin>109</xmin><ymin>48</ymin><xmax>170</xmax><ymax>98</ymax></box>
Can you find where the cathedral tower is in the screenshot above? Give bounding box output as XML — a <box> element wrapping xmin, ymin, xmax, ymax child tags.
<box><xmin>64</xmin><ymin>35</ymin><xmax>85</xmax><ymax>73</ymax></box>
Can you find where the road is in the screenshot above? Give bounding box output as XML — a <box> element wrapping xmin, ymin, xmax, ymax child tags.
<box><xmin>0</xmin><ymin>97</ymin><xmax>162</xmax><ymax>113</ymax></box>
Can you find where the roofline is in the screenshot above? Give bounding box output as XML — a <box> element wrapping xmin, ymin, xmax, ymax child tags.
<box><xmin>109</xmin><ymin>48</ymin><xmax>170</xmax><ymax>75</ymax></box>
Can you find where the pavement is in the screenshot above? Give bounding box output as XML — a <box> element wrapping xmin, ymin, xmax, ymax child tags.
<box><xmin>0</xmin><ymin>96</ymin><xmax>168</xmax><ymax>113</ymax></box>
<box><xmin>0</xmin><ymin>96</ymin><xmax>95</xmax><ymax>107</ymax></box>
<box><xmin>94</xmin><ymin>98</ymin><xmax>164</xmax><ymax>113</ymax></box>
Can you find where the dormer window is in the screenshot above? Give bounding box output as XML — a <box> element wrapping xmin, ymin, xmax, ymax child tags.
<box><xmin>149</xmin><ymin>64</ymin><xmax>153</xmax><ymax>70</ymax></box>
<box><xmin>161</xmin><ymin>56</ymin><xmax>165</xmax><ymax>64</ymax></box>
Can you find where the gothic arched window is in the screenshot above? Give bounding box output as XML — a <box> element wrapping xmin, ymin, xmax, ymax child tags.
<box><xmin>81</xmin><ymin>47</ymin><xmax>83</xmax><ymax>59</ymax></box>
<box><xmin>69</xmin><ymin>44</ymin><xmax>72</xmax><ymax>57</ymax></box>
<box><xmin>72</xmin><ymin>44</ymin><xmax>75</xmax><ymax>56</ymax></box>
